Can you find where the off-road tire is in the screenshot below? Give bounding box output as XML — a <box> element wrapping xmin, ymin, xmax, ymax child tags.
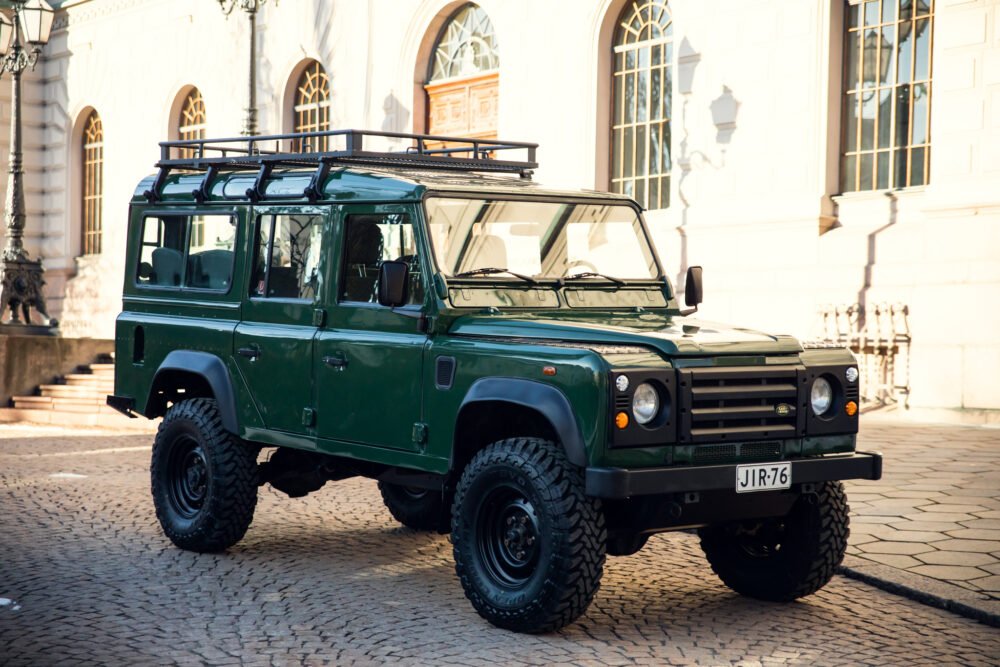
<box><xmin>451</xmin><ymin>438</ymin><xmax>606</xmax><ymax>633</ymax></box>
<box><xmin>698</xmin><ymin>481</ymin><xmax>849</xmax><ymax>601</ymax></box>
<box><xmin>151</xmin><ymin>398</ymin><xmax>258</xmax><ymax>553</ymax></box>
<box><xmin>378</xmin><ymin>481</ymin><xmax>449</xmax><ymax>532</ymax></box>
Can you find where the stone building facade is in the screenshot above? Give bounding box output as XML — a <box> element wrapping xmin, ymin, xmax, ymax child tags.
<box><xmin>2</xmin><ymin>0</ymin><xmax>998</xmax><ymax>413</ymax></box>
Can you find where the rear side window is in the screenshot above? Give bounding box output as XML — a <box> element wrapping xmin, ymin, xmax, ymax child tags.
<box><xmin>250</xmin><ymin>214</ymin><xmax>324</xmax><ymax>300</ymax></box>
<box><xmin>136</xmin><ymin>214</ymin><xmax>237</xmax><ymax>291</ymax></box>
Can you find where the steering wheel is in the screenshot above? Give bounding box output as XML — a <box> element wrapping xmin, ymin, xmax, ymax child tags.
<box><xmin>564</xmin><ymin>260</ymin><xmax>599</xmax><ymax>276</ymax></box>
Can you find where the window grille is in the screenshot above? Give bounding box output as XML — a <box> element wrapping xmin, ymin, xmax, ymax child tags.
<box><xmin>841</xmin><ymin>0</ymin><xmax>934</xmax><ymax>191</ymax></box>
<box><xmin>82</xmin><ymin>111</ymin><xmax>103</xmax><ymax>256</ymax></box>
<box><xmin>425</xmin><ymin>4</ymin><xmax>500</xmax><ymax>146</ymax></box>
<box><xmin>293</xmin><ymin>61</ymin><xmax>331</xmax><ymax>152</ymax></box>
<box><xmin>178</xmin><ymin>88</ymin><xmax>207</xmax><ymax>159</ymax></box>
<box><xmin>611</xmin><ymin>0</ymin><xmax>673</xmax><ymax>211</ymax></box>
<box><xmin>428</xmin><ymin>4</ymin><xmax>499</xmax><ymax>82</ymax></box>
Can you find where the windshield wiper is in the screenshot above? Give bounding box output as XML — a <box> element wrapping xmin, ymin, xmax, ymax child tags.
<box><xmin>453</xmin><ymin>267</ymin><xmax>538</xmax><ymax>285</ymax></box>
<box><xmin>560</xmin><ymin>271</ymin><xmax>625</xmax><ymax>286</ymax></box>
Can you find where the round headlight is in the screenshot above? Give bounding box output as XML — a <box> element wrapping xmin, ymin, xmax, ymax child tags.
<box><xmin>845</xmin><ymin>367</ymin><xmax>859</xmax><ymax>383</ymax></box>
<box><xmin>632</xmin><ymin>382</ymin><xmax>659</xmax><ymax>425</ymax></box>
<box><xmin>811</xmin><ymin>377</ymin><xmax>834</xmax><ymax>416</ymax></box>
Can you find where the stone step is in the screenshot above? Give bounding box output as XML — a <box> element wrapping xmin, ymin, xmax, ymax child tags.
<box><xmin>0</xmin><ymin>407</ymin><xmax>157</xmax><ymax>431</ymax></box>
<box><xmin>87</xmin><ymin>364</ymin><xmax>115</xmax><ymax>377</ymax></box>
<box><xmin>13</xmin><ymin>395</ymin><xmax>109</xmax><ymax>412</ymax></box>
<box><xmin>38</xmin><ymin>384</ymin><xmax>110</xmax><ymax>400</ymax></box>
<box><xmin>64</xmin><ymin>373</ymin><xmax>115</xmax><ymax>388</ymax></box>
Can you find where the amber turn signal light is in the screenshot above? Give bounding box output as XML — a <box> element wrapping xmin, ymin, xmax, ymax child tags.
<box><xmin>542</xmin><ymin>366</ymin><xmax>557</xmax><ymax>376</ymax></box>
<box><xmin>615</xmin><ymin>412</ymin><xmax>629</xmax><ymax>429</ymax></box>
<box><xmin>845</xmin><ymin>401</ymin><xmax>858</xmax><ymax>417</ymax></box>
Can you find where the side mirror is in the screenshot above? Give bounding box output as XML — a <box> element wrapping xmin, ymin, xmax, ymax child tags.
<box><xmin>378</xmin><ymin>260</ymin><xmax>409</xmax><ymax>307</ymax></box>
<box><xmin>680</xmin><ymin>265</ymin><xmax>703</xmax><ymax>315</ymax></box>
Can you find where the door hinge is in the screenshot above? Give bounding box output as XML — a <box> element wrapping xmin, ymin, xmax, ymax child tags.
<box><xmin>412</xmin><ymin>422</ymin><xmax>428</xmax><ymax>446</ymax></box>
<box><xmin>302</xmin><ymin>407</ymin><xmax>316</xmax><ymax>427</ymax></box>
<box><xmin>312</xmin><ymin>308</ymin><xmax>327</xmax><ymax>327</ymax></box>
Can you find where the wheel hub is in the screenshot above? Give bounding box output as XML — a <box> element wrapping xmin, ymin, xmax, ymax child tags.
<box><xmin>476</xmin><ymin>489</ymin><xmax>541</xmax><ymax>588</ymax></box>
<box><xmin>166</xmin><ymin>436</ymin><xmax>209</xmax><ymax>519</ymax></box>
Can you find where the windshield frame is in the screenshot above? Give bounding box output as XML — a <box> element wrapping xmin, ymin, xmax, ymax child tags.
<box><xmin>419</xmin><ymin>191</ymin><xmax>666</xmax><ymax>286</ymax></box>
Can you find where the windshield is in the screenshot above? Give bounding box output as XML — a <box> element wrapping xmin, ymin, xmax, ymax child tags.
<box><xmin>424</xmin><ymin>197</ymin><xmax>660</xmax><ymax>281</ymax></box>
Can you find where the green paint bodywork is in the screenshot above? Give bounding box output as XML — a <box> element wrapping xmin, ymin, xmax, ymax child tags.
<box><xmin>115</xmin><ymin>166</ymin><xmax>858</xmax><ymax>480</ymax></box>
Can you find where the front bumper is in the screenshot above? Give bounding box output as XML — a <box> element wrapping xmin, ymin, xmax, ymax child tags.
<box><xmin>585</xmin><ymin>451</ymin><xmax>882</xmax><ymax>499</ymax></box>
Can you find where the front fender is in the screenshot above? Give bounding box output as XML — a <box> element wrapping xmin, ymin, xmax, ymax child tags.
<box><xmin>460</xmin><ymin>377</ymin><xmax>587</xmax><ymax>467</ymax></box>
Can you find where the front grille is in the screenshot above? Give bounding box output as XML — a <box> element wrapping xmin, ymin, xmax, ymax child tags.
<box><xmin>741</xmin><ymin>441</ymin><xmax>782</xmax><ymax>459</ymax></box>
<box><xmin>692</xmin><ymin>445</ymin><xmax>737</xmax><ymax>464</ymax></box>
<box><xmin>691</xmin><ymin>441</ymin><xmax>781</xmax><ymax>465</ymax></box>
<box><xmin>678</xmin><ymin>366</ymin><xmax>803</xmax><ymax>444</ymax></box>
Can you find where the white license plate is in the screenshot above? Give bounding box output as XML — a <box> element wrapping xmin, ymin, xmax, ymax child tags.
<box><xmin>736</xmin><ymin>462</ymin><xmax>791</xmax><ymax>493</ymax></box>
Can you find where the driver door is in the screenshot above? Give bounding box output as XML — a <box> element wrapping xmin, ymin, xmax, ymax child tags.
<box><xmin>314</xmin><ymin>204</ymin><xmax>428</xmax><ymax>451</ymax></box>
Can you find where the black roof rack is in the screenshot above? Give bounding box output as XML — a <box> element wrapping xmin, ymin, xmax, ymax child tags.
<box><xmin>143</xmin><ymin>128</ymin><xmax>538</xmax><ymax>203</ymax></box>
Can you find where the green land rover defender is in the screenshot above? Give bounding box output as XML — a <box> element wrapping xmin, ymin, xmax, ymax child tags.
<box><xmin>109</xmin><ymin>129</ymin><xmax>881</xmax><ymax>633</ymax></box>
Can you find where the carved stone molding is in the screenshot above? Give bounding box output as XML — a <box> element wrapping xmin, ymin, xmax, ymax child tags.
<box><xmin>52</xmin><ymin>0</ymin><xmax>159</xmax><ymax>32</ymax></box>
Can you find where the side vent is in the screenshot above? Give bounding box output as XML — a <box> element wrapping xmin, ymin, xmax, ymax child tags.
<box><xmin>435</xmin><ymin>356</ymin><xmax>456</xmax><ymax>390</ymax></box>
<box><xmin>133</xmin><ymin>326</ymin><xmax>145</xmax><ymax>364</ymax></box>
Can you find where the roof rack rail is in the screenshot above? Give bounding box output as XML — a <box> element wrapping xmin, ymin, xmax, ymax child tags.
<box><xmin>143</xmin><ymin>128</ymin><xmax>538</xmax><ymax>203</ymax></box>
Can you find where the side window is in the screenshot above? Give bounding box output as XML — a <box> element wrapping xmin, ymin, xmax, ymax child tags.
<box><xmin>136</xmin><ymin>214</ymin><xmax>236</xmax><ymax>291</ymax></box>
<box><xmin>250</xmin><ymin>214</ymin><xmax>324</xmax><ymax>300</ymax></box>
<box><xmin>340</xmin><ymin>213</ymin><xmax>423</xmax><ymax>306</ymax></box>
<box><xmin>187</xmin><ymin>216</ymin><xmax>237</xmax><ymax>290</ymax></box>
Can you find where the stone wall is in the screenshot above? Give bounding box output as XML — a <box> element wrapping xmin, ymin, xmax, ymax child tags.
<box><xmin>0</xmin><ymin>334</ymin><xmax>113</xmax><ymax>405</ymax></box>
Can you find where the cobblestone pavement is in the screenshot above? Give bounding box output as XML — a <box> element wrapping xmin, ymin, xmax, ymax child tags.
<box><xmin>846</xmin><ymin>420</ymin><xmax>1000</xmax><ymax>601</ymax></box>
<box><xmin>1</xmin><ymin>424</ymin><xmax>999</xmax><ymax>666</ymax></box>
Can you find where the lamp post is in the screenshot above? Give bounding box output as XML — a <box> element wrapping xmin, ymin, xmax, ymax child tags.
<box><xmin>217</xmin><ymin>0</ymin><xmax>276</xmax><ymax>137</ymax></box>
<box><xmin>0</xmin><ymin>0</ymin><xmax>55</xmax><ymax>331</ymax></box>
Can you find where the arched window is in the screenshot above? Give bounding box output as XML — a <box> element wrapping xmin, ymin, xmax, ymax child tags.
<box><xmin>81</xmin><ymin>110</ymin><xmax>103</xmax><ymax>256</ymax></box>
<box><xmin>175</xmin><ymin>88</ymin><xmax>208</xmax><ymax>245</ymax></box>
<box><xmin>425</xmin><ymin>3</ymin><xmax>499</xmax><ymax>144</ymax></box>
<box><xmin>292</xmin><ymin>60</ymin><xmax>331</xmax><ymax>152</ymax></box>
<box><xmin>611</xmin><ymin>1</ymin><xmax>673</xmax><ymax>210</ymax></box>
<box><xmin>177</xmin><ymin>87</ymin><xmax>207</xmax><ymax>158</ymax></box>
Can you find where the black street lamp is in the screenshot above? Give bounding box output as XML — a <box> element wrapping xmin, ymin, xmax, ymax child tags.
<box><xmin>217</xmin><ymin>0</ymin><xmax>276</xmax><ymax>137</ymax></box>
<box><xmin>0</xmin><ymin>0</ymin><xmax>55</xmax><ymax>331</ymax></box>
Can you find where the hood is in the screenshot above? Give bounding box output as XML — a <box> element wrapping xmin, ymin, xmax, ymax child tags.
<box><xmin>448</xmin><ymin>311</ymin><xmax>803</xmax><ymax>356</ymax></box>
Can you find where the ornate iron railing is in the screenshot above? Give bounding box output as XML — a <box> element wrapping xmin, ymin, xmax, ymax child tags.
<box><xmin>816</xmin><ymin>303</ymin><xmax>911</xmax><ymax>409</ymax></box>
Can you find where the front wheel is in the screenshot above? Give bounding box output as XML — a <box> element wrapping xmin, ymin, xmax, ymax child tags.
<box><xmin>451</xmin><ymin>438</ymin><xmax>606</xmax><ymax>633</ymax></box>
<box><xmin>151</xmin><ymin>398</ymin><xmax>259</xmax><ymax>553</ymax></box>
<box><xmin>698</xmin><ymin>481</ymin><xmax>850</xmax><ymax>601</ymax></box>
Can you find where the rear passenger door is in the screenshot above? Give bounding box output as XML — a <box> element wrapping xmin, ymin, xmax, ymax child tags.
<box><xmin>234</xmin><ymin>206</ymin><xmax>329</xmax><ymax>434</ymax></box>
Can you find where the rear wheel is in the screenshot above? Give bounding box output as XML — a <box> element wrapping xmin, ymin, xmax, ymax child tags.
<box><xmin>378</xmin><ymin>481</ymin><xmax>448</xmax><ymax>532</ymax></box>
<box><xmin>451</xmin><ymin>438</ymin><xmax>606</xmax><ymax>633</ymax></box>
<box><xmin>151</xmin><ymin>398</ymin><xmax>258</xmax><ymax>553</ymax></box>
<box><xmin>698</xmin><ymin>481</ymin><xmax>849</xmax><ymax>601</ymax></box>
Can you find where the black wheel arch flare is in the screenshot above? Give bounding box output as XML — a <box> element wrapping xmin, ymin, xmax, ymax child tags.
<box><xmin>147</xmin><ymin>350</ymin><xmax>240</xmax><ymax>434</ymax></box>
<box><xmin>457</xmin><ymin>378</ymin><xmax>588</xmax><ymax>467</ymax></box>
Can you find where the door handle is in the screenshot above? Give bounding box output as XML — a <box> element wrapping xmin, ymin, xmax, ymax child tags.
<box><xmin>323</xmin><ymin>354</ymin><xmax>348</xmax><ymax>370</ymax></box>
<box><xmin>238</xmin><ymin>346</ymin><xmax>261</xmax><ymax>360</ymax></box>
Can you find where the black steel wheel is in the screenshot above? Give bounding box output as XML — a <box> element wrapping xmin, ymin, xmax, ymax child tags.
<box><xmin>698</xmin><ymin>481</ymin><xmax>850</xmax><ymax>601</ymax></box>
<box><xmin>165</xmin><ymin>435</ymin><xmax>209</xmax><ymax>519</ymax></box>
<box><xmin>378</xmin><ymin>481</ymin><xmax>449</xmax><ymax>532</ymax></box>
<box><xmin>475</xmin><ymin>488</ymin><xmax>541</xmax><ymax>588</ymax></box>
<box><xmin>451</xmin><ymin>438</ymin><xmax>606</xmax><ymax>634</ymax></box>
<box><xmin>151</xmin><ymin>398</ymin><xmax>258</xmax><ymax>553</ymax></box>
